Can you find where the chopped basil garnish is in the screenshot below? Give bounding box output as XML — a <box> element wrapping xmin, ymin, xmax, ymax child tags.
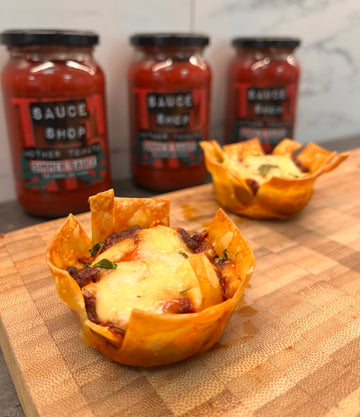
<box><xmin>89</xmin><ymin>242</ymin><xmax>105</xmax><ymax>257</ymax></box>
<box><xmin>179</xmin><ymin>287</ymin><xmax>191</xmax><ymax>295</ymax></box>
<box><xmin>83</xmin><ymin>262</ymin><xmax>91</xmax><ymax>269</ymax></box>
<box><xmin>178</xmin><ymin>250</ymin><xmax>189</xmax><ymax>259</ymax></box>
<box><xmin>92</xmin><ymin>259</ymin><xmax>117</xmax><ymax>269</ymax></box>
<box><xmin>215</xmin><ymin>249</ymin><xmax>228</xmax><ymax>263</ymax></box>
<box><xmin>113</xmin><ymin>324</ymin><xmax>127</xmax><ymax>332</ymax></box>
<box><xmin>258</xmin><ymin>164</ymin><xmax>278</xmax><ymax>177</ymax></box>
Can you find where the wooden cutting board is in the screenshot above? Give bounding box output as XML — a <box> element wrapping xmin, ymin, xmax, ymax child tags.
<box><xmin>0</xmin><ymin>149</ymin><xmax>360</xmax><ymax>417</ymax></box>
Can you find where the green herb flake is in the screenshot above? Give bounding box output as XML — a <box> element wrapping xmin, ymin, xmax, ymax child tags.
<box><xmin>179</xmin><ymin>287</ymin><xmax>191</xmax><ymax>295</ymax></box>
<box><xmin>178</xmin><ymin>250</ymin><xmax>189</xmax><ymax>259</ymax></box>
<box><xmin>92</xmin><ymin>258</ymin><xmax>117</xmax><ymax>270</ymax></box>
<box><xmin>258</xmin><ymin>164</ymin><xmax>279</xmax><ymax>177</ymax></box>
<box><xmin>89</xmin><ymin>242</ymin><xmax>105</xmax><ymax>257</ymax></box>
<box><xmin>215</xmin><ymin>249</ymin><xmax>228</xmax><ymax>264</ymax></box>
<box><xmin>83</xmin><ymin>262</ymin><xmax>91</xmax><ymax>269</ymax></box>
<box><xmin>113</xmin><ymin>324</ymin><xmax>127</xmax><ymax>332</ymax></box>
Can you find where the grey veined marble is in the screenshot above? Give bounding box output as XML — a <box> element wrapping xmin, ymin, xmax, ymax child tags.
<box><xmin>0</xmin><ymin>0</ymin><xmax>359</xmax><ymax>203</ymax></box>
<box><xmin>196</xmin><ymin>0</ymin><xmax>360</xmax><ymax>144</ymax></box>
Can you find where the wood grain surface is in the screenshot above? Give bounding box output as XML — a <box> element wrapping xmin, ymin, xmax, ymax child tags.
<box><xmin>0</xmin><ymin>149</ymin><xmax>359</xmax><ymax>417</ymax></box>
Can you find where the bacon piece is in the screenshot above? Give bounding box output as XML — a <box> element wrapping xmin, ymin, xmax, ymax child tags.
<box><xmin>103</xmin><ymin>225</ymin><xmax>140</xmax><ymax>250</ymax></box>
<box><xmin>215</xmin><ymin>258</ymin><xmax>239</xmax><ymax>299</ymax></box>
<box><xmin>82</xmin><ymin>289</ymin><xmax>98</xmax><ymax>323</ymax></box>
<box><xmin>67</xmin><ymin>266</ymin><xmax>100</xmax><ymax>288</ymax></box>
<box><xmin>160</xmin><ymin>298</ymin><xmax>195</xmax><ymax>314</ymax></box>
<box><xmin>246</xmin><ymin>178</ymin><xmax>260</xmax><ymax>195</ymax></box>
<box><xmin>176</xmin><ymin>228</ymin><xmax>195</xmax><ymax>250</ymax></box>
<box><xmin>219</xmin><ymin>275</ymin><xmax>233</xmax><ymax>300</ymax></box>
<box><xmin>292</xmin><ymin>156</ymin><xmax>310</xmax><ymax>173</ymax></box>
<box><xmin>177</xmin><ymin>228</ymin><xmax>216</xmax><ymax>259</ymax></box>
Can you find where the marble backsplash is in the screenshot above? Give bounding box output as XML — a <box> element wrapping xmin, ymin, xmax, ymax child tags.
<box><xmin>0</xmin><ymin>0</ymin><xmax>359</xmax><ymax>203</ymax></box>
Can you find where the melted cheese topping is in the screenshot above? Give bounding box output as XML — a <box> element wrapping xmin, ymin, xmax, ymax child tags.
<box><xmin>84</xmin><ymin>225</ymin><xmax>203</xmax><ymax>324</ymax></box>
<box><xmin>224</xmin><ymin>154</ymin><xmax>305</xmax><ymax>185</ymax></box>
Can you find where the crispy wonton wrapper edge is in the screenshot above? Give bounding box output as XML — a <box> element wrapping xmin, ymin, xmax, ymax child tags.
<box><xmin>47</xmin><ymin>190</ymin><xmax>255</xmax><ymax>367</ymax></box>
<box><xmin>200</xmin><ymin>138</ymin><xmax>349</xmax><ymax>219</ymax></box>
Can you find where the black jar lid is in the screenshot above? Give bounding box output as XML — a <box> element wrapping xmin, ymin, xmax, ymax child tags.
<box><xmin>130</xmin><ymin>33</ymin><xmax>210</xmax><ymax>47</ymax></box>
<box><xmin>0</xmin><ymin>29</ymin><xmax>99</xmax><ymax>47</ymax></box>
<box><xmin>232</xmin><ymin>37</ymin><xmax>301</xmax><ymax>49</ymax></box>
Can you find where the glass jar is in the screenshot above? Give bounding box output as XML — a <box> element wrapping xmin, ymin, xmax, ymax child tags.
<box><xmin>128</xmin><ymin>33</ymin><xmax>211</xmax><ymax>191</ymax></box>
<box><xmin>0</xmin><ymin>29</ymin><xmax>112</xmax><ymax>217</ymax></box>
<box><xmin>225</xmin><ymin>37</ymin><xmax>301</xmax><ymax>153</ymax></box>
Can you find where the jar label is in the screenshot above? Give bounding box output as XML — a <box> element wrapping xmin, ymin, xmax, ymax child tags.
<box><xmin>12</xmin><ymin>95</ymin><xmax>108</xmax><ymax>192</ymax></box>
<box><xmin>232</xmin><ymin>83</ymin><xmax>298</xmax><ymax>153</ymax></box>
<box><xmin>133</xmin><ymin>89</ymin><xmax>208</xmax><ymax>169</ymax></box>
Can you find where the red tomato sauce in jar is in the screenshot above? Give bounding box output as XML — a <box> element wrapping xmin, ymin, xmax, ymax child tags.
<box><xmin>0</xmin><ymin>30</ymin><xmax>112</xmax><ymax>217</ymax></box>
<box><xmin>225</xmin><ymin>37</ymin><xmax>301</xmax><ymax>153</ymax></box>
<box><xmin>128</xmin><ymin>33</ymin><xmax>211</xmax><ymax>191</ymax></box>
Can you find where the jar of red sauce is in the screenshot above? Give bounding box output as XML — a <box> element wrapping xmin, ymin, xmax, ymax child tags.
<box><xmin>225</xmin><ymin>37</ymin><xmax>301</xmax><ymax>153</ymax></box>
<box><xmin>128</xmin><ymin>33</ymin><xmax>211</xmax><ymax>191</ymax></box>
<box><xmin>0</xmin><ymin>29</ymin><xmax>112</xmax><ymax>217</ymax></box>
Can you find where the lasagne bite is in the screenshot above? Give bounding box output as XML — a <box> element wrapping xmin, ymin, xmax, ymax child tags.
<box><xmin>47</xmin><ymin>189</ymin><xmax>255</xmax><ymax>367</ymax></box>
<box><xmin>200</xmin><ymin>138</ymin><xmax>348</xmax><ymax>219</ymax></box>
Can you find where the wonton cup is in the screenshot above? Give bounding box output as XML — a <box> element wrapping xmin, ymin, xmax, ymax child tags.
<box><xmin>200</xmin><ymin>138</ymin><xmax>348</xmax><ymax>220</ymax></box>
<box><xmin>47</xmin><ymin>189</ymin><xmax>255</xmax><ymax>367</ymax></box>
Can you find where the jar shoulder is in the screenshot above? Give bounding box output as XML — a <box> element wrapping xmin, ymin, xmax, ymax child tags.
<box><xmin>227</xmin><ymin>53</ymin><xmax>300</xmax><ymax>72</ymax></box>
<box><xmin>1</xmin><ymin>57</ymin><xmax>105</xmax><ymax>95</ymax></box>
<box><xmin>227</xmin><ymin>54</ymin><xmax>300</xmax><ymax>83</ymax></box>
<box><xmin>128</xmin><ymin>58</ymin><xmax>211</xmax><ymax>86</ymax></box>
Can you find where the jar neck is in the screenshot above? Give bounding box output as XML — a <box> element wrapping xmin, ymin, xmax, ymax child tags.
<box><xmin>7</xmin><ymin>45</ymin><xmax>95</xmax><ymax>61</ymax></box>
<box><xmin>134</xmin><ymin>45</ymin><xmax>206</xmax><ymax>61</ymax></box>
<box><xmin>235</xmin><ymin>46</ymin><xmax>297</xmax><ymax>60</ymax></box>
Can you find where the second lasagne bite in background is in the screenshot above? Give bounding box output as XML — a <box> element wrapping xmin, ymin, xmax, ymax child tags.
<box><xmin>200</xmin><ymin>138</ymin><xmax>348</xmax><ymax>219</ymax></box>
